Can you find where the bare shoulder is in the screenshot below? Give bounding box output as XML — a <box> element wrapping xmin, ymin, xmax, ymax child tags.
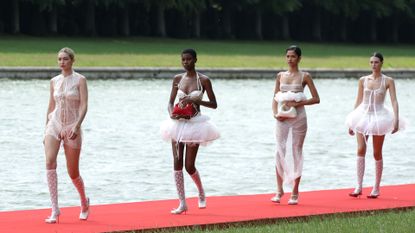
<box><xmin>384</xmin><ymin>75</ymin><xmax>395</xmax><ymax>87</ymax></box>
<box><xmin>384</xmin><ymin>75</ymin><xmax>394</xmax><ymax>82</ymax></box>
<box><xmin>173</xmin><ymin>73</ymin><xmax>184</xmax><ymax>83</ymax></box>
<box><xmin>276</xmin><ymin>71</ymin><xmax>284</xmax><ymax>80</ymax></box>
<box><xmin>302</xmin><ymin>71</ymin><xmax>313</xmax><ymax>82</ymax></box>
<box><xmin>198</xmin><ymin>72</ymin><xmax>212</xmax><ymax>84</ymax></box>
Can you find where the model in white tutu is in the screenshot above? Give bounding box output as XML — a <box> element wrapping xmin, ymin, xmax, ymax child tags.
<box><xmin>160</xmin><ymin>49</ymin><xmax>219</xmax><ymax>214</ymax></box>
<box><xmin>271</xmin><ymin>46</ymin><xmax>320</xmax><ymax>205</ymax></box>
<box><xmin>346</xmin><ymin>52</ymin><xmax>403</xmax><ymax>199</ymax></box>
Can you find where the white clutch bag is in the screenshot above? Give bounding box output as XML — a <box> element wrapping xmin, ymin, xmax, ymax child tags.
<box><xmin>276</xmin><ymin>103</ymin><xmax>297</xmax><ymax>118</ymax></box>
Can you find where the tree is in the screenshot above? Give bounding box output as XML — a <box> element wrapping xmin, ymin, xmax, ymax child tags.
<box><xmin>262</xmin><ymin>0</ymin><xmax>301</xmax><ymax>40</ymax></box>
<box><xmin>175</xmin><ymin>0</ymin><xmax>207</xmax><ymax>38</ymax></box>
<box><xmin>11</xmin><ymin>0</ymin><xmax>20</xmax><ymax>34</ymax></box>
<box><xmin>319</xmin><ymin>0</ymin><xmax>361</xmax><ymax>41</ymax></box>
<box><xmin>32</xmin><ymin>0</ymin><xmax>65</xmax><ymax>34</ymax></box>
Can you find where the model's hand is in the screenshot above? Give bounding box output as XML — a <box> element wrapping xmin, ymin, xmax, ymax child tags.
<box><xmin>348</xmin><ymin>128</ymin><xmax>355</xmax><ymax>136</ymax></box>
<box><xmin>274</xmin><ymin>115</ymin><xmax>287</xmax><ymax>121</ymax></box>
<box><xmin>69</xmin><ymin>126</ymin><xmax>80</xmax><ymax>140</ymax></box>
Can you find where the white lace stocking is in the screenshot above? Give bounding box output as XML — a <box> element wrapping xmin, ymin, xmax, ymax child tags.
<box><xmin>46</xmin><ymin>169</ymin><xmax>59</xmax><ymax>213</ymax></box>
<box><xmin>190</xmin><ymin>170</ymin><xmax>205</xmax><ymax>201</ymax></box>
<box><xmin>356</xmin><ymin>156</ymin><xmax>365</xmax><ymax>191</ymax></box>
<box><xmin>174</xmin><ymin>170</ymin><xmax>186</xmax><ymax>206</ymax></box>
<box><xmin>72</xmin><ymin>176</ymin><xmax>88</xmax><ymax>211</ymax></box>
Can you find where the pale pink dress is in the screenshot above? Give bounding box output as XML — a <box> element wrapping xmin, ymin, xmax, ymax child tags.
<box><xmin>274</xmin><ymin>72</ymin><xmax>308</xmax><ymax>186</ymax></box>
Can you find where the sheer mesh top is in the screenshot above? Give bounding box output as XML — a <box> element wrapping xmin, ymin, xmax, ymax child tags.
<box><xmin>279</xmin><ymin>72</ymin><xmax>305</xmax><ymax>93</ymax></box>
<box><xmin>50</xmin><ymin>72</ymin><xmax>82</xmax><ymax>125</ymax></box>
<box><xmin>362</xmin><ymin>74</ymin><xmax>387</xmax><ymax>112</ymax></box>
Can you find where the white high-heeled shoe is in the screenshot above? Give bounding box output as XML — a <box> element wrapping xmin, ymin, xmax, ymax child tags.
<box><xmin>79</xmin><ymin>197</ymin><xmax>90</xmax><ymax>220</ymax></box>
<box><xmin>198</xmin><ymin>197</ymin><xmax>206</xmax><ymax>209</ymax></box>
<box><xmin>288</xmin><ymin>194</ymin><xmax>299</xmax><ymax>205</ymax></box>
<box><xmin>367</xmin><ymin>189</ymin><xmax>380</xmax><ymax>199</ymax></box>
<box><xmin>45</xmin><ymin>209</ymin><xmax>60</xmax><ymax>224</ymax></box>
<box><xmin>270</xmin><ymin>192</ymin><xmax>284</xmax><ymax>203</ymax></box>
<box><xmin>171</xmin><ymin>203</ymin><xmax>188</xmax><ymax>214</ymax></box>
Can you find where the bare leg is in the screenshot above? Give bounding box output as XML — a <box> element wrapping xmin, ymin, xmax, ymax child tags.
<box><xmin>64</xmin><ymin>144</ymin><xmax>89</xmax><ymax>219</ymax></box>
<box><xmin>44</xmin><ymin>136</ymin><xmax>61</xmax><ymax>223</ymax></box>
<box><xmin>185</xmin><ymin>144</ymin><xmax>206</xmax><ymax>208</ymax></box>
<box><xmin>171</xmin><ymin>141</ymin><xmax>187</xmax><ymax>214</ymax></box>
<box><xmin>368</xmin><ymin>135</ymin><xmax>385</xmax><ymax>198</ymax></box>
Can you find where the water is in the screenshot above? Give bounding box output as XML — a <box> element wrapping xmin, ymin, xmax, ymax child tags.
<box><xmin>0</xmin><ymin>78</ymin><xmax>414</xmax><ymax>211</ymax></box>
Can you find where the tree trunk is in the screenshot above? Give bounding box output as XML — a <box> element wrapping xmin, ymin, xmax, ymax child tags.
<box><xmin>49</xmin><ymin>6</ymin><xmax>58</xmax><ymax>34</ymax></box>
<box><xmin>156</xmin><ymin>4</ymin><xmax>166</xmax><ymax>37</ymax></box>
<box><xmin>340</xmin><ymin>17</ymin><xmax>347</xmax><ymax>41</ymax></box>
<box><xmin>370</xmin><ymin>14</ymin><xmax>377</xmax><ymax>42</ymax></box>
<box><xmin>85</xmin><ymin>0</ymin><xmax>96</xmax><ymax>36</ymax></box>
<box><xmin>281</xmin><ymin>14</ymin><xmax>290</xmax><ymax>40</ymax></box>
<box><xmin>312</xmin><ymin>7</ymin><xmax>322</xmax><ymax>41</ymax></box>
<box><xmin>255</xmin><ymin>8</ymin><xmax>263</xmax><ymax>40</ymax></box>
<box><xmin>120</xmin><ymin>5</ymin><xmax>130</xmax><ymax>36</ymax></box>
<box><xmin>223</xmin><ymin>5</ymin><xmax>232</xmax><ymax>38</ymax></box>
<box><xmin>392</xmin><ymin>13</ymin><xmax>399</xmax><ymax>43</ymax></box>
<box><xmin>194</xmin><ymin>11</ymin><xmax>201</xmax><ymax>38</ymax></box>
<box><xmin>11</xmin><ymin>0</ymin><xmax>20</xmax><ymax>34</ymax></box>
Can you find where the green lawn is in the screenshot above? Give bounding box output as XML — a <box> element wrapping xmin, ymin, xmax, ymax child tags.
<box><xmin>126</xmin><ymin>208</ymin><xmax>415</xmax><ymax>233</ymax></box>
<box><xmin>0</xmin><ymin>36</ymin><xmax>414</xmax><ymax>68</ymax></box>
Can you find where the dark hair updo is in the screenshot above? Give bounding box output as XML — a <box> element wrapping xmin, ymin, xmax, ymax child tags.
<box><xmin>182</xmin><ymin>48</ymin><xmax>197</xmax><ymax>59</ymax></box>
<box><xmin>286</xmin><ymin>45</ymin><xmax>302</xmax><ymax>57</ymax></box>
<box><xmin>372</xmin><ymin>52</ymin><xmax>384</xmax><ymax>62</ymax></box>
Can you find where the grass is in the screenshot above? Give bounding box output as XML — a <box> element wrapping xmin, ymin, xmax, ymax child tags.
<box><xmin>122</xmin><ymin>208</ymin><xmax>415</xmax><ymax>233</ymax></box>
<box><xmin>0</xmin><ymin>36</ymin><xmax>415</xmax><ymax>68</ymax></box>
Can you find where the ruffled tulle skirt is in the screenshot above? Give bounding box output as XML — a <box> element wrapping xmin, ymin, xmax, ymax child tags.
<box><xmin>160</xmin><ymin>114</ymin><xmax>220</xmax><ymax>145</ymax></box>
<box><xmin>346</xmin><ymin>104</ymin><xmax>405</xmax><ymax>135</ymax></box>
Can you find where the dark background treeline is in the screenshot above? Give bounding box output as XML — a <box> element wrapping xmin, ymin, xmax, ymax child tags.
<box><xmin>0</xmin><ymin>0</ymin><xmax>415</xmax><ymax>43</ymax></box>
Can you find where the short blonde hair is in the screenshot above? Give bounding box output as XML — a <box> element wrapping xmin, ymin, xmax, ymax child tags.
<box><xmin>58</xmin><ymin>47</ymin><xmax>75</xmax><ymax>60</ymax></box>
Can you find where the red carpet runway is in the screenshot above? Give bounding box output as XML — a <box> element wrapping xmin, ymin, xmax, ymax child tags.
<box><xmin>1</xmin><ymin>184</ymin><xmax>414</xmax><ymax>233</ymax></box>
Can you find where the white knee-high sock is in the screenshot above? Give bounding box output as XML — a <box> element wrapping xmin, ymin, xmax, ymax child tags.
<box><xmin>71</xmin><ymin>176</ymin><xmax>88</xmax><ymax>211</ymax></box>
<box><xmin>174</xmin><ymin>170</ymin><xmax>186</xmax><ymax>206</ymax></box>
<box><xmin>356</xmin><ymin>156</ymin><xmax>365</xmax><ymax>191</ymax></box>
<box><xmin>46</xmin><ymin>169</ymin><xmax>59</xmax><ymax>213</ymax></box>
<box><xmin>190</xmin><ymin>170</ymin><xmax>205</xmax><ymax>201</ymax></box>
<box><xmin>373</xmin><ymin>159</ymin><xmax>383</xmax><ymax>194</ymax></box>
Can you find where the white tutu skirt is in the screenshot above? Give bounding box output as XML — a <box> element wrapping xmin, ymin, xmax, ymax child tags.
<box><xmin>160</xmin><ymin>114</ymin><xmax>220</xmax><ymax>145</ymax></box>
<box><xmin>346</xmin><ymin>104</ymin><xmax>406</xmax><ymax>135</ymax></box>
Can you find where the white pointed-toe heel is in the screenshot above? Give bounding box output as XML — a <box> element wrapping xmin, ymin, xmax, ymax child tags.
<box><xmin>171</xmin><ymin>203</ymin><xmax>188</xmax><ymax>215</ymax></box>
<box><xmin>271</xmin><ymin>192</ymin><xmax>284</xmax><ymax>203</ymax></box>
<box><xmin>79</xmin><ymin>197</ymin><xmax>90</xmax><ymax>220</ymax></box>
<box><xmin>45</xmin><ymin>209</ymin><xmax>60</xmax><ymax>224</ymax></box>
<box><xmin>288</xmin><ymin>194</ymin><xmax>299</xmax><ymax>205</ymax></box>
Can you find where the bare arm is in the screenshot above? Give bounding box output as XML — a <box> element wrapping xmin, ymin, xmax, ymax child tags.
<box><xmin>387</xmin><ymin>78</ymin><xmax>399</xmax><ymax>133</ymax></box>
<box><xmin>272</xmin><ymin>72</ymin><xmax>281</xmax><ymax>117</ymax></box>
<box><xmin>168</xmin><ymin>75</ymin><xmax>181</xmax><ymax>118</ymax></box>
<box><xmin>74</xmin><ymin>77</ymin><xmax>88</xmax><ymax>129</ymax></box>
<box><xmin>348</xmin><ymin>77</ymin><xmax>364</xmax><ymax>135</ymax></box>
<box><xmin>68</xmin><ymin>76</ymin><xmax>88</xmax><ymax>140</ymax></box>
<box><xmin>288</xmin><ymin>73</ymin><xmax>320</xmax><ymax>107</ymax></box>
<box><xmin>193</xmin><ymin>77</ymin><xmax>217</xmax><ymax>109</ymax></box>
<box><xmin>353</xmin><ymin>78</ymin><xmax>364</xmax><ymax>109</ymax></box>
<box><xmin>46</xmin><ymin>79</ymin><xmax>56</xmax><ymax>126</ymax></box>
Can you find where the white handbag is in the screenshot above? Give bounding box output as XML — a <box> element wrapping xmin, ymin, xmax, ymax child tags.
<box><xmin>276</xmin><ymin>103</ymin><xmax>297</xmax><ymax>118</ymax></box>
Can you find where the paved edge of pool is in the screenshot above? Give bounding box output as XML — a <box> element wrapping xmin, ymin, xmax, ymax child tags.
<box><xmin>1</xmin><ymin>67</ymin><xmax>415</xmax><ymax>79</ymax></box>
